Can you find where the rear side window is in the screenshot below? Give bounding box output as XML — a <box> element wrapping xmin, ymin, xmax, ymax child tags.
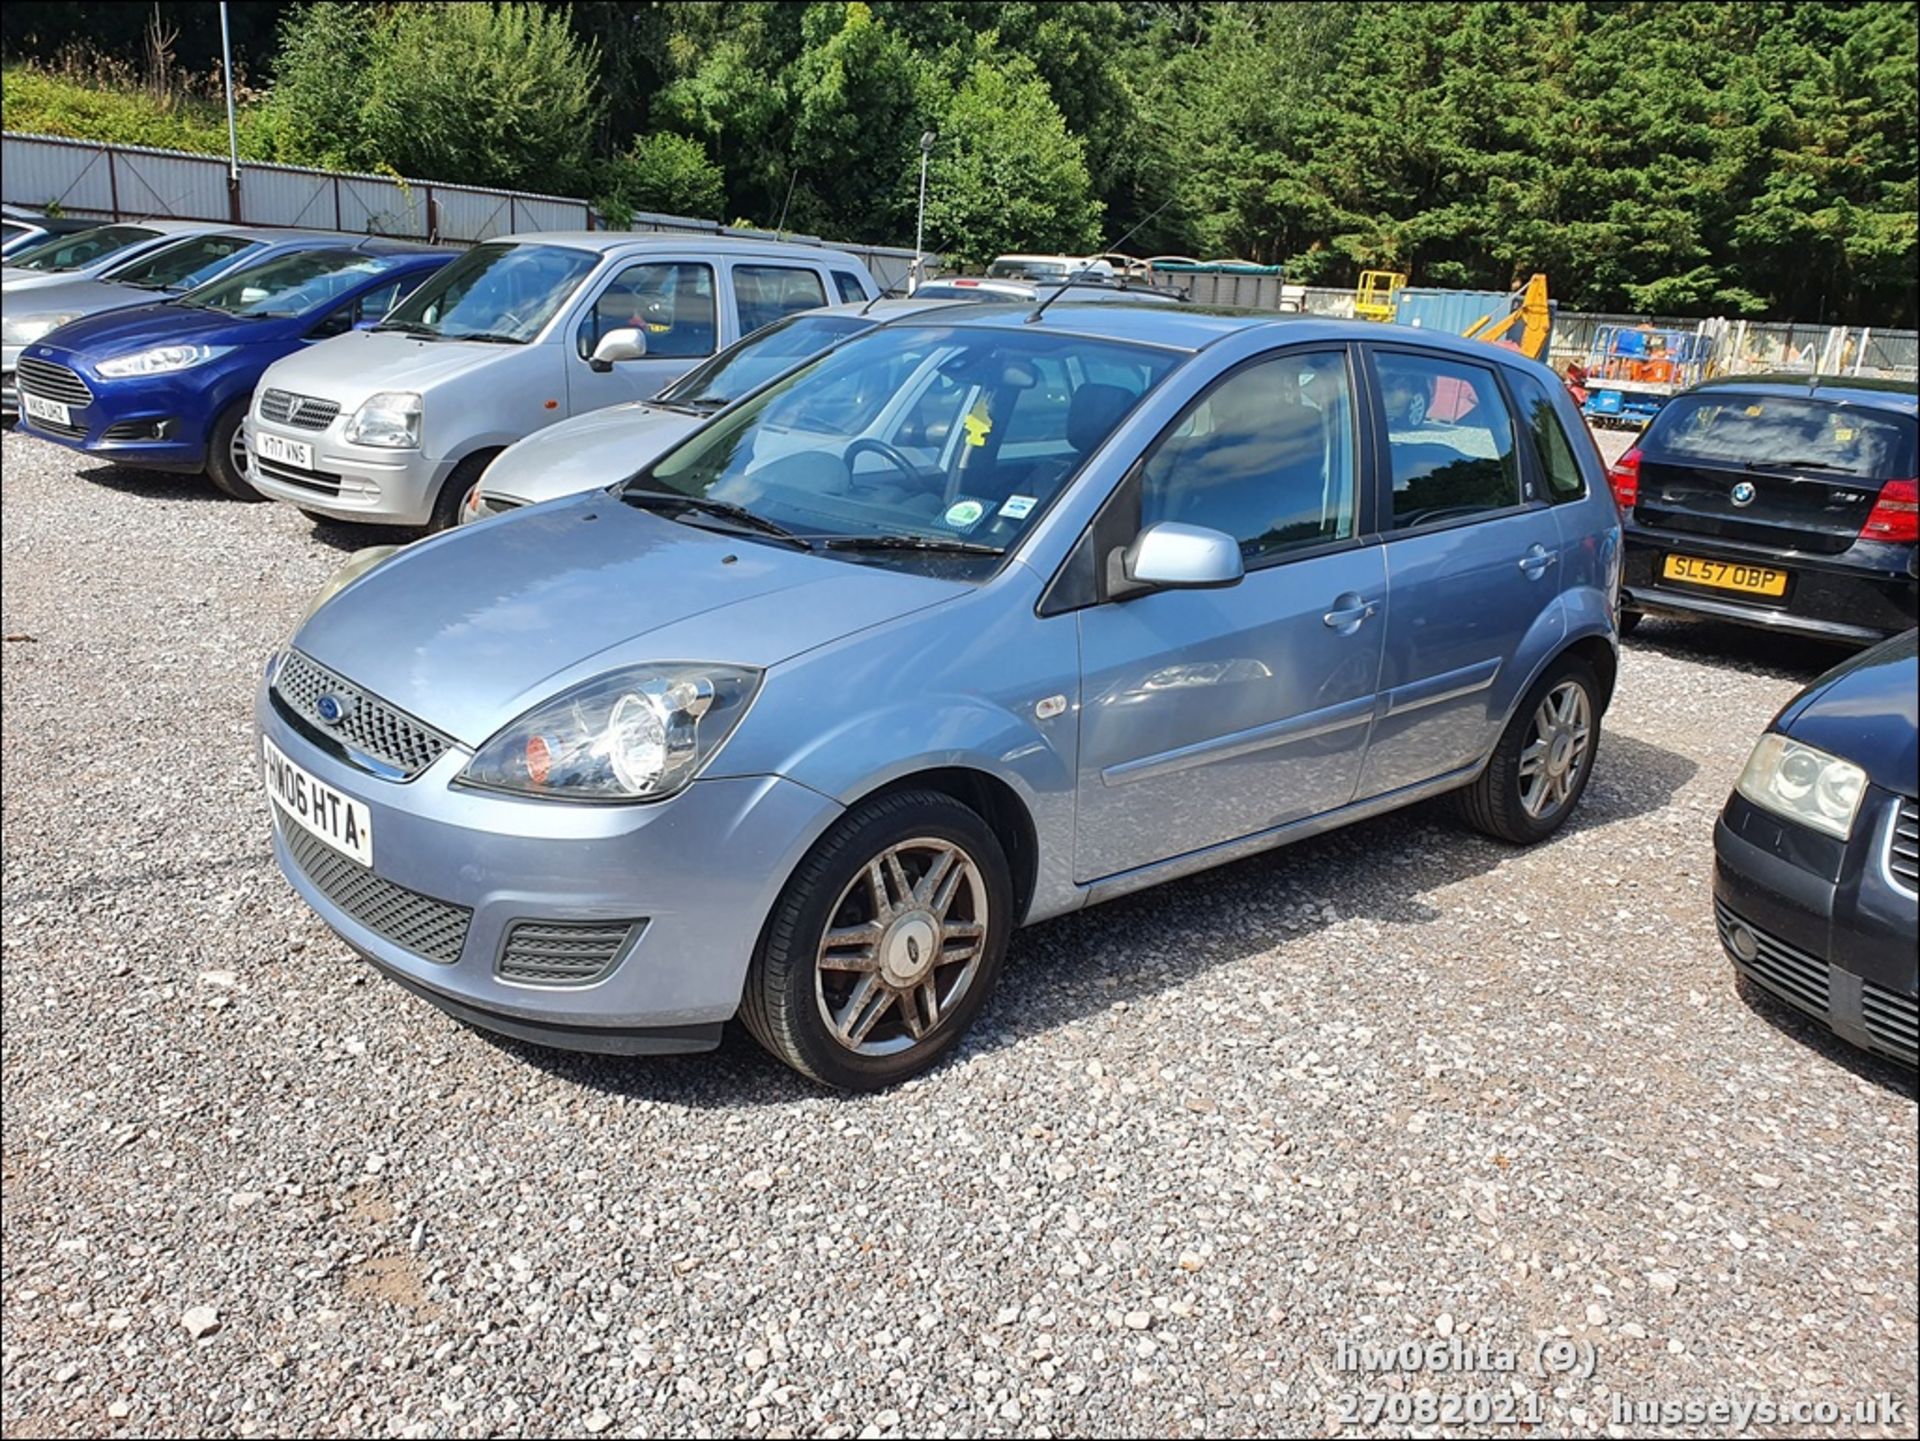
<box><xmin>1507</xmin><ymin>369</ymin><xmax>1587</xmax><ymax>502</ymax></box>
<box><xmin>1648</xmin><ymin>394</ymin><xmax>1917</xmax><ymax>480</ymax></box>
<box><xmin>831</xmin><ymin>270</ymin><xmax>868</xmax><ymax>304</ymax></box>
<box><xmin>1371</xmin><ymin>351</ymin><xmax>1520</xmax><ymax>528</ymax></box>
<box><xmin>734</xmin><ymin>265</ymin><xmax>828</xmax><ymax>333</ymax></box>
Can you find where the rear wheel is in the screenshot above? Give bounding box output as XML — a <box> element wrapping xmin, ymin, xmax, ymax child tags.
<box><xmin>205</xmin><ymin>399</ymin><xmax>264</xmax><ymax>501</ymax></box>
<box><xmin>740</xmin><ymin>790</ymin><xmax>1012</xmax><ymax>1091</ymax></box>
<box><xmin>1453</xmin><ymin>655</ymin><xmax>1600</xmax><ymax>845</ymax></box>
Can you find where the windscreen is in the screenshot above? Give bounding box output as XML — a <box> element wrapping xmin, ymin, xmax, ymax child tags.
<box><xmin>656</xmin><ymin>313</ymin><xmax>873</xmax><ymax>408</ymax></box>
<box><xmin>635</xmin><ymin>323</ymin><xmax>1181</xmax><ymax>569</ymax></box>
<box><xmin>102</xmin><ymin>233</ymin><xmax>262</xmax><ymax>291</ymax></box>
<box><xmin>376</xmin><ymin>241</ymin><xmax>599</xmax><ymax>342</ymax></box>
<box><xmin>9</xmin><ymin>224</ymin><xmax>161</xmax><ymax>273</ymax></box>
<box><xmin>180</xmin><ymin>250</ymin><xmax>409</xmax><ymax>317</ymax></box>
<box><xmin>1649</xmin><ymin>393</ymin><xmax>1917</xmax><ymax>479</ymax></box>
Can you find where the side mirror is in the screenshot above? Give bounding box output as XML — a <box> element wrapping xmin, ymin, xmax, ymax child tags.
<box><xmin>589</xmin><ymin>326</ymin><xmax>647</xmax><ymax>373</ymax></box>
<box><xmin>1110</xmin><ymin>522</ymin><xmax>1244</xmax><ymax>598</ymax></box>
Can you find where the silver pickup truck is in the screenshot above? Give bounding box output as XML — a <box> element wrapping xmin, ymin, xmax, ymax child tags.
<box><xmin>246</xmin><ymin>232</ymin><xmax>877</xmax><ymax>530</ymax></box>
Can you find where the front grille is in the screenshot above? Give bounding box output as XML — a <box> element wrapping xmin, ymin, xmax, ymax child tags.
<box><xmin>255</xmin><ymin>456</ymin><xmax>344</xmax><ymax>495</ymax></box>
<box><xmin>1861</xmin><ymin>981</ymin><xmax>1918</xmax><ymax>1065</ymax></box>
<box><xmin>24</xmin><ymin>410</ymin><xmax>85</xmax><ymax>438</ymax></box>
<box><xmin>1886</xmin><ymin>798</ymin><xmax>1918</xmax><ymax>897</ymax></box>
<box><xmin>1716</xmin><ymin>900</ymin><xmax>1828</xmax><ymax>1015</ymax></box>
<box><xmin>282</xmin><ymin>821</ymin><xmax>470</xmax><ymax>965</ymax></box>
<box><xmin>272</xmin><ymin>650</ymin><xmax>452</xmax><ymax>780</ymax></box>
<box><xmin>259</xmin><ymin>388</ymin><xmax>341</xmax><ymax>431</ymax></box>
<box><xmin>497</xmin><ymin>919</ymin><xmax>641</xmax><ymax>985</ymax></box>
<box><xmin>16</xmin><ymin>356</ymin><xmax>92</xmax><ymax>407</ymax></box>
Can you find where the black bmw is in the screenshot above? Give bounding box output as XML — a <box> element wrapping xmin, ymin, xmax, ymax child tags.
<box><xmin>1714</xmin><ymin>629</ymin><xmax>1918</xmax><ymax>1066</ymax></box>
<box><xmin>1612</xmin><ymin>375</ymin><xmax>1918</xmax><ymax>645</ymax></box>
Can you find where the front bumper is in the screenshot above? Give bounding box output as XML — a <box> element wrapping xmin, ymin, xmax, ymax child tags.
<box><xmin>1712</xmin><ymin>789</ymin><xmax>1918</xmax><ymax>1067</ymax></box>
<box><xmin>2</xmin><ymin>343</ymin><xmax>19</xmax><ymax>416</ymax></box>
<box><xmin>11</xmin><ymin>345</ymin><xmax>217</xmax><ymax>468</ymax></box>
<box><xmin>1622</xmin><ymin>530</ymin><xmax>1917</xmax><ymax>643</ymax></box>
<box><xmin>246</xmin><ymin>411</ymin><xmax>452</xmax><ymax>526</ymax></box>
<box><xmin>257</xmin><ymin>671</ymin><xmax>844</xmax><ymax>1048</ymax></box>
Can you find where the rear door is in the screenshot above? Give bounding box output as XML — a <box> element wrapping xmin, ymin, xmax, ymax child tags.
<box><xmin>1632</xmin><ymin>393</ymin><xmax>1913</xmax><ymax>556</ymax></box>
<box><xmin>1355</xmin><ymin>345</ymin><xmax>1564</xmax><ymax>800</ymax></box>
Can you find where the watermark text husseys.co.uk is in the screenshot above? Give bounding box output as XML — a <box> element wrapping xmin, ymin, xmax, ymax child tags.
<box><xmin>1611</xmin><ymin>1394</ymin><xmax>1908</xmax><ymax>1430</ymax></box>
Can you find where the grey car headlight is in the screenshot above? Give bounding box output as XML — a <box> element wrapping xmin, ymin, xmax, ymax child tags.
<box><xmin>1736</xmin><ymin>732</ymin><xmax>1867</xmax><ymax>839</ymax></box>
<box><xmin>96</xmin><ymin>343</ymin><xmax>234</xmax><ymax>377</ymax></box>
<box><xmin>343</xmin><ymin>391</ymin><xmax>421</xmax><ymax>448</ymax></box>
<box><xmin>459</xmin><ymin>664</ymin><xmax>762</xmax><ymax>802</ymax></box>
<box><xmin>294</xmin><ymin>544</ymin><xmax>401</xmax><ymax>633</ymax></box>
<box><xmin>3</xmin><ymin>311</ymin><xmax>82</xmax><ymax>345</ymax></box>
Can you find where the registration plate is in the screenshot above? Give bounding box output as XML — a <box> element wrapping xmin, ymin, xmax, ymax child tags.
<box><xmin>255</xmin><ymin>431</ymin><xmax>313</xmax><ymax>470</ymax></box>
<box><xmin>22</xmin><ymin>393</ymin><xmax>70</xmax><ymax>427</ymax></box>
<box><xmin>263</xmin><ymin>736</ymin><xmax>373</xmax><ymax>867</ymax></box>
<box><xmin>1663</xmin><ymin>554</ymin><xmax>1788</xmax><ymax>598</ymax></box>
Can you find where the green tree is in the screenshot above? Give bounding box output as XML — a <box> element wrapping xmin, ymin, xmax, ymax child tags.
<box><xmin>599</xmin><ymin>131</ymin><xmax>727</xmax><ymax>222</ymax></box>
<box><xmin>359</xmin><ymin>2</ymin><xmax>601</xmax><ymax>193</ymax></box>
<box><xmin>923</xmin><ymin>50</ymin><xmax>1102</xmax><ymax>266</ymax></box>
<box><xmin>261</xmin><ymin>1</ymin><xmax>380</xmax><ymax>170</ymax></box>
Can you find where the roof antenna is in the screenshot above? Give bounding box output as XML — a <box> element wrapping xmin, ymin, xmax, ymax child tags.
<box><xmin>774</xmin><ymin>170</ymin><xmax>799</xmax><ymax>241</ymax></box>
<box><xmin>1026</xmin><ymin>195</ymin><xmax>1176</xmax><ymax>325</ymax></box>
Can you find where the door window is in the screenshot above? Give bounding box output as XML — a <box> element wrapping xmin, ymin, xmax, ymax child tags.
<box><xmin>734</xmin><ymin>265</ymin><xmax>829</xmax><ymax>334</ymax></box>
<box><xmin>1138</xmin><ymin>350</ymin><xmax>1359</xmax><ymax>566</ymax></box>
<box><xmin>579</xmin><ymin>261</ymin><xmax>716</xmax><ymax>360</ymax></box>
<box><xmin>831</xmin><ymin>270</ymin><xmax>868</xmax><ymax>304</ymax></box>
<box><xmin>1507</xmin><ymin>370</ymin><xmax>1588</xmax><ymax>501</ymax></box>
<box><xmin>1372</xmin><ymin>352</ymin><xmax>1521</xmax><ymax>527</ymax></box>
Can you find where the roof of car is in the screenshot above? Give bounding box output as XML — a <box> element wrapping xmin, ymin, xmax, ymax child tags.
<box><xmin>494</xmin><ymin>230</ymin><xmax>864</xmax><ymax>263</ymax></box>
<box><xmin>895</xmin><ymin>302</ymin><xmax>1565</xmax><ymax>363</ymax></box>
<box><xmin>1690</xmin><ymin>372</ymin><xmax>1919</xmax><ymax>413</ymax></box>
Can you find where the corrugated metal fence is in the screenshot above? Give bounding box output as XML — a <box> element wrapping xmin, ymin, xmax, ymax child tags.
<box><xmin>1</xmin><ymin>131</ymin><xmax>927</xmax><ymax>290</ymax></box>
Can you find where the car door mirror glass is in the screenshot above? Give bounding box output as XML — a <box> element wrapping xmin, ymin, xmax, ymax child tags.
<box><xmin>1117</xmin><ymin>521</ymin><xmax>1244</xmax><ymax>594</ymax></box>
<box><xmin>590</xmin><ymin>326</ymin><xmax>647</xmax><ymax>372</ymax></box>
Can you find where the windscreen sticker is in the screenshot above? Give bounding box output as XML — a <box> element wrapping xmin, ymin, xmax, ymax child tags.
<box><xmin>943</xmin><ymin>498</ymin><xmax>987</xmax><ymax>530</ymax></box>
<box><xmin>1745</xmin><ymin>404</ymin><xmax>1765</xmax><ymax>416</ymax></box>
<box><xmin>963</xmin><ymin>398</ymin><xmax>993</xmax><ymax>447</ymax></box>
<box><xmin>998</xmin><ymin>495</ymin><xmax>1038</xmax><ymax>520</ymax></box>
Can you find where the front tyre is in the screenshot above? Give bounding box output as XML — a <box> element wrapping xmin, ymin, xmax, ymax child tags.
<box><xmin>1453</xmin><ymin>655</ymin><xmax>1600</xmax><ymax>845</ymax></box>
<box><xmin>205</xmin><ymin>398</ymin><xmax>265</xmax><ymax>501</ymax></box>
<box><xmin>741</xmin><ymin>790</ymin><xmax>1012</xmax><ymax>1091</ymax></box>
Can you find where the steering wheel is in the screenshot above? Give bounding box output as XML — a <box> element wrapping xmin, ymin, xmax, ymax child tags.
<box><xmin>1401</xmin><ymin>504</ymin><xmax>1488</xmax><ymax>527</ymax></box>
<box><xmin>843</xmin><ymin>436</ymin><xmax>936</xmax><ymax>489</ymax></box>
<box><xmin>496</xmin><ymin>308</ymin><xmax>528</xmax><ymax>334</ymax></box>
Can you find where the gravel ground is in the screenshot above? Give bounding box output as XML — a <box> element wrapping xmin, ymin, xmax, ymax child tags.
<box><xmin>2</xmin><ymin>426</ymin><xmax>1914</xmax><ymax>1439</ymax></box>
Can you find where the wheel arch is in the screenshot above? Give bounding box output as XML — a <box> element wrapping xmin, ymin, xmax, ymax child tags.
<box><xmin>852</xmin><ymin>766</ymin><xmax>1041</xmax><ymax>925</ymax></box>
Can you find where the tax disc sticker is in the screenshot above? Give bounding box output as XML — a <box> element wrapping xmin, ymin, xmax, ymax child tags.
<box><xmin>943</xmin><ymin>498</ymin><xmax>986</xmax><ymax>529</ymax></box>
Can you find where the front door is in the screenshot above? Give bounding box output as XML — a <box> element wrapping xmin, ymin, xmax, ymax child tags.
<box><xmin>566</xmin><ymin>258</ymin><xmax>721</xmax><ymax>414</ymax></box>
<box><xmin>1356</xmin><ymin>346</ymin><xmax>1565</xmax><ymax>799</ymax></box>
<box><xmin>1074</xmin><ymin>348</ymin><xmax>1387</xmax><ymax>881</ymax></box>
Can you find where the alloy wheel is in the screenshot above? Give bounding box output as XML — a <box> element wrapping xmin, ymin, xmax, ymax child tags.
<box><xmin>1518</xmin><ymin>680</ymin><xmax>1592</xmax><ymax>818</ymax></box>
<box><xmin>813</xmin><ymin>837</ymin><xmax>989</xmax><ymax>1057</ymax></box>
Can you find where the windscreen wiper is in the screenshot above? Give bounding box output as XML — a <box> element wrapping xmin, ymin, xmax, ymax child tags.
<box><xmin>372</xmin><ymin>320</ymin><xmax>441</xmax><ymax>338</ymax></box>
<box><xmin>820</xmin><ymin>533</ymin><xmax>1003</xmax><ymax>556</ymax></box>
<box><xmin>448</xmin><ymin>331</ymin><xmax>524</xmax><ymax>345</ymax></box>
<box><xmin>620</xmin><ymin>489</ymin><xmax>813</xmax><ymax>550</ymax></box>
<box><xmin>1745</xmin><ymin>459</ymin><xmax>1843</xmax><ymax>472</ymax></box>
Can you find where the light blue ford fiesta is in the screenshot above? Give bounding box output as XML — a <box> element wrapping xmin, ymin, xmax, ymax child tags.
<box><xmin>261</xmin><ymin>304</ymin><xmax>1622</xmax><ymax>1090</ymax></box>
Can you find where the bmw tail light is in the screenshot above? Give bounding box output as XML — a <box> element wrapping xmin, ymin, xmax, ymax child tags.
<box><xmin>1860</xmin><ymin>478</ymin><xmax>1918</xmax><ymax>543</ymax></box>
<box><xmin>1606</xmin><ymin>448</ymin><xmax>1642</xmax><ymax>512</ymax></box>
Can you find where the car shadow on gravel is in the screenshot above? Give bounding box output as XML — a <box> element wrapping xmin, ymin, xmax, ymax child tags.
<box><xmin>1732</xmin><ymin>976</ymin><xmax>1918</xmax><ymax>1099</ymax></box>
<box><xmin>1626</xmin><ymin>614</ymin><xmax>1861</xmax><ymax>685</ymax></box>
<box><xmin>305</xmin><ymin>515</ymin><xmax>419</xmax><ymax>553</ymax></box>
<box><xmin>70</xmin><ymin>460</ymin><xmax>233</xmax><ymax>503</ymax></box>
<box><xmin>500</xmin><ymin>732</ymin><xmax>1701</xmax><ymax>1106</ymax></box>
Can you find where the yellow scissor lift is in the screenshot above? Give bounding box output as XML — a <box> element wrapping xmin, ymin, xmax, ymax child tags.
<box><xmin>1354</xmin><ymin>269</ymin><xmax>1406</xmax><ymax>322</ymax></box>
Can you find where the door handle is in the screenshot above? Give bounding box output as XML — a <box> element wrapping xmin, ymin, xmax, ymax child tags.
<box><xmin>1518</xmin><ymin>544</ymin><xmax>1557</xmax><ymax>577</ymax></box>
<box><xmin>1323</xmin><ymin>594</ymin><xmax>1377</xmax><ymax>629</ymax></box>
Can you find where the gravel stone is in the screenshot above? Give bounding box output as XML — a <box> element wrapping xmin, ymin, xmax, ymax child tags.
<box><xmin>1</xmin><ymin>428</ymin><xmax>1914</xmax><ymax>1436</ymax></box>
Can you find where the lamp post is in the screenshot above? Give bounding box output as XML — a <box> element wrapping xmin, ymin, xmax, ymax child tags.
<box><xmin>912</xmin><ymin>130</ymin><xmax>935</xmax><ymax>295</ymax></box>
<box><xmin>219</xmin><ymin>2</ymin><xmax>240</xmax><ymax>218</ymax></box>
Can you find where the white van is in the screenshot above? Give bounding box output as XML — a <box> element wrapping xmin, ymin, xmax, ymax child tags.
<box><xmin>245</xmin><ymin>232</ymin><xmax>877</xmax><ymax>529</ymax></box>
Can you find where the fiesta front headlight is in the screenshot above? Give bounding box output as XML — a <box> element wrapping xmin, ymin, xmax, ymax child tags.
<box><xmin>1736</xmin><ymin>732</ymin><xmax>1868</xmax><ymax>839</ymax></box>
<box><xmin>343</xmin><ymin>391</ymin><xmax>421</xmax><ymax>448</ymax></box>
<box><xmin>3</xmin><ymin>312</ymin><xmax>82</xmax><ymax>345</ymax></box>
<box><xmin>95</xmin><ymin>343</ymin><xmax>233</xmax><ymax>377</ymax></box>
<box><xmin>459</xmin><ymin>664</ymin><xmax>762</xmax><ymax>802</ymax></box>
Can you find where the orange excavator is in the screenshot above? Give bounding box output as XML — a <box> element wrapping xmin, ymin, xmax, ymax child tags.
<box><xmin>1462</xmin><ymin>273</ymin><xmax>1552</xmax><ymax>361</ymax></box>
